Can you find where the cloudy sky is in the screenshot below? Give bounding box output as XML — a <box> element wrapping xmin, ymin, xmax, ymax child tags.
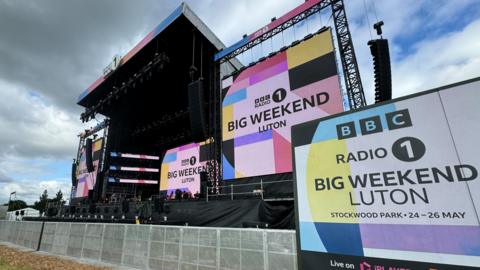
<box><xmin>0</xmin><ymin>0</ymin><xmax>479</xmax><ymax>204</ymax></box>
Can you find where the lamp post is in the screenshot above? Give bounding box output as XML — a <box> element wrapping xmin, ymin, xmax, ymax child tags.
<box><xmin>8</xmin><ymin>191</ymin><xmax>16</xmax><ymax>211</ymax></box>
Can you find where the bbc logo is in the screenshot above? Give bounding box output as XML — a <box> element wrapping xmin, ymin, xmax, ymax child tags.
<box><xmin>336</xmin><ymin>109</ymin><xmax>412</xmax><ymax>140</ymax></box>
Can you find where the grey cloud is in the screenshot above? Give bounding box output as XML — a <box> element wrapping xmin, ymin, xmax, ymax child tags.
<box><xmin>0</xmin><ymin>0</ymin><xmax>180</xmax><ymax>113</ymax></box>
<box><xmin>0</xmin><ymin>0</ymin><xmax>182</xmax><ymax>161</ymax></box>
<box><xmin>0</xmin><ymin>171</ymin><xmax>13</xmax><ymax>183</ymax></box>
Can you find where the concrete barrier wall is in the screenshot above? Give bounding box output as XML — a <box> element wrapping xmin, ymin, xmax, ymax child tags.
<box><xmin>0</xmin><ymin>220</ymin><xmax>297</xmax><ymax>270</ymax></box>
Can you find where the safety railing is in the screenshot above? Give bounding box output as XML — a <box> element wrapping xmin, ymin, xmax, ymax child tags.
<box><xmin>206</xmin><ymin>179</ymin><xmax>294</xmax><ymax>202</ymax></box>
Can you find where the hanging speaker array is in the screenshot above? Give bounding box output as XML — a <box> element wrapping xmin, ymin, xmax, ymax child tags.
<box><xmin>188</xmin><ymin>78</ymin><xmax>207</xmax><ymax>142</ymax></box>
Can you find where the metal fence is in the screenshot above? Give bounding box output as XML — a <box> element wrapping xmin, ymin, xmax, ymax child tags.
<box><xmin>0</xmin><ymin>220</ymin><xmax>297</xmax><ymax>270</ymax></box>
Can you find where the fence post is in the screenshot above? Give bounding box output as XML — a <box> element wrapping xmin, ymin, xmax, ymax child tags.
<box><xmin>261</xmin><ymin>179</ymin><xmax>264</xmax><ymax>200</ymax></box>
<box><xmin>230</xmin><ymin>184</ymin><xmax>233</xmax><ymax>200</ymax></box>
<box><xmin>206</xmin><ymin>186</ymin><xmax>209</xmax><ymax>202</ymax></box>
<box><xmin>36</xmin><ymin>221</ymin><xmax>45</xmax><ymax>251</ymax></box>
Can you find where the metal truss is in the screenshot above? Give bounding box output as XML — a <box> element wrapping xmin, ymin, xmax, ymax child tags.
<box><xmin>330</xmin><ymin>0</ymin><xmax>366</xmax><ymax>109</ymax></box>
<box><xmin>218</xmin><ymin>1</ymin><xmax>330</xmax><ymax>64</ymax></box>
<box><xmin>217</xmin><ymin>0</ymin><xmax>366</xmax><ymax>109</ymax></box>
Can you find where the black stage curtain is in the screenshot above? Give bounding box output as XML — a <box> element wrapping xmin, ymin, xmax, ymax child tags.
<box><xmin>154</xmin><ymin>199</ymin><xmax>294</xmax><ymax>229</ymax></box>
<box><xmin>33</xmin><ymin>198</ymin><xmax>295</xmax><ymax>229</ymax></box>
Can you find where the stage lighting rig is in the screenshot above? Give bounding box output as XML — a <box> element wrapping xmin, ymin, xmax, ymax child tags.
<box><xmin>81</xmin><ymin>52</ymin><xmax>169</xmax><ymax>122</ymax></box>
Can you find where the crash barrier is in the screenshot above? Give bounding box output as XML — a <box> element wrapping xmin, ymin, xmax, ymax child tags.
<box><xmin>0</xmin><ymin>220</ymin><xmax>43</xmax><ymax>250</ymax></box>
<box><xmin>0</xmin><ymin>220</ymin><xmax>297</xmax><ymax>270</ymax></box>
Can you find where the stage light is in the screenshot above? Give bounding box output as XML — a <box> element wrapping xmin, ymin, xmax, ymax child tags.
<box><xmin>374</xmin><ymin>21</ymin><xmax>384</xmax><ymax>36</ymax></box>
<box><xmin>268</xmin><ymin>51</ymin><xmax>277</xmax><ymax>58</ymax></box>
<box><xmin>303</xmin><ymin>33</ymin><xmax>313</xmax><ymax>41</ymax></box>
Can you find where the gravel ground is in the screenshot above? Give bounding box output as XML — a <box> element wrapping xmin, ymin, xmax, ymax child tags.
<box><xmin>0</xmin><ymin>245</ymin><xmax>111</xmax><ymax>270</ymax></box>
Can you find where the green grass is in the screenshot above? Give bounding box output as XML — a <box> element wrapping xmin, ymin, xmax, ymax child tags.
<box><xmin>0</xmin><ymin>259</ymin><xmax>31</xmax><ymax>270</ymax></box>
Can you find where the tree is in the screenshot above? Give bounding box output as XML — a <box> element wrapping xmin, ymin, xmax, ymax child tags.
<box><xmin>54</xmin><ymin>190</ymin><xmax>63</xmax><ymax>203</ymax></box>
<box><xmin>33</xmin><ymin>190</ymin><xmax>48</xmax><ymax>214</ymax></box>
<box><xmin>6</xmin><ymin>200</ymin><xmax>27</xmax><ymax>211</ymax></box>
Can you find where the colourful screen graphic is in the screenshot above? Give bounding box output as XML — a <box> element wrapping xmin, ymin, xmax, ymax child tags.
<box><xmin>222</xmin><ymin>28</ymin><xmax>343</xmax><ymax>180</ymax></box>
<box><xmin>292</xmin><ymin>79</ymin><xmax>480</xmax><ymax>269</ymax></box>
<box><xmin>160</xmin><ymin>141</ymin><xmax>211</xmax><ymax>197</ymax></box>
<box><xmin>75</xmin><ymin>138</ymin><xmax>104</xmax><ymax>198</ymax></box>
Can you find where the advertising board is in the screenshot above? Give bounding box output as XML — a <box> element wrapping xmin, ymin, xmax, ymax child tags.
<box><xmin>292</xmin><ymin>78</ymin><xmax>480</xmax><ymax>269</ymax></box>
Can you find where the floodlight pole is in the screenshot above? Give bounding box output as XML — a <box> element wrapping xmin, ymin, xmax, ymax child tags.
<box><xmin>8</xmin><ymin>191</ymin><xmax>16</xmax><ymax>211</ymax></box>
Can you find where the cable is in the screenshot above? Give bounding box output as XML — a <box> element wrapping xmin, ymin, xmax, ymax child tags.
<box><xmin>190</xmin><ymin>30</ymin><xmax>197</xmax><ymax>81</ymax></box>
<box><xmin>371</xmin><ymin>0</ymin><xmax>380</xmax><ymax>23</ymax></box>
<box><xmin>192</xmin><ymin>31</ymin><xmax>195</xmax><ymax>66</ymax></box>
<box><xmin>200</xmin><ymin>39</ymin><xmax>203</xmax><ymax>78</ymax></box>
<box><xmin>363</xmin><ymin>0</ymin><xmax>373</xmax><ymax>40</ymax></box>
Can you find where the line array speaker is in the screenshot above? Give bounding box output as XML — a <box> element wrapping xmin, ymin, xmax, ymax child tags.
<box><xmin>188</xmin><ymin>79</ymin><xmax>207</xmax><ymax>142</ymax></box>
<box><xmin>85</xmin><ymin>138</ymin><xmax>94</xmax><ymax>172</ymax></box>
<box><xmin>368</xmin><ymin>38</ymin><xmax>392</xmax><ymax>103</ymax></box>
<box><xmin>71</xmin><ymin>161</ymin><xmax>77</xmax><ymax>186</ymax></box>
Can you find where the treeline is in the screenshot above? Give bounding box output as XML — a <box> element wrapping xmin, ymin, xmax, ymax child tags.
<box><xmin>3</xmin><ymin>189</ymin><xmax>64</xmax><ymax>214</ymax></box>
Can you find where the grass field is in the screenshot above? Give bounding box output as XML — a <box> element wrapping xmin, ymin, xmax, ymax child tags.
<box><xmin>0</xmin><ymin>258</ymin><xmax>31</xmax><ymax>270</ymax></box>
<box><xmin>0</xmin><ymin>245</ymin><xmax>109</xmax><ymax>270</ymax></box>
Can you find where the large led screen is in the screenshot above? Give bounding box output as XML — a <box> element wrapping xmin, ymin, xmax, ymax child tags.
<box><xmin>160</xmin><ymin>141</ymin><xmax>212</xmax><ymax>197</ymax></box>
<box><xmin>222</xmin><ymin>28</ymin><xmax>343</xmax><ymax>180</ymax></box>
<box><xmin>74</xmin><ymin>138</ymin><xmax>104</xmax><ymax>198</ymax></box>
<box><xmin>292</xmin><ymin>78</ymin><xmax>480</xmax><ymax>269</ymax></box>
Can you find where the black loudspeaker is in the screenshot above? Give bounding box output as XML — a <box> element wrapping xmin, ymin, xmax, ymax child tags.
<box><xmin>88</xmin><ymin>190</ymin><xmax>94</xmax><ymax>199</ymax></box>
<box><xmin>200</xmin><ymin>171</ymin><xmax>208</xmax><ymax>196</ymax></box>
<box><xmin>85</xmin><ymin>138</ymin><xmax>94</xmax><ymax>172</ymax></box>
<box><xmin>122</xmin><ymin>200</ymin><xmax>130</xmax><ymax>213</ymax></box>
<box><xmin>188</xmin><ymin>79</ymin><xmax>206</xmax><ymax>142</ymax></box>
<box><xmin>88</xmin><ymin>203</ymin><xmax>95</xmax><ymax>214</ymax></box>
<box><xmin>154</xmin><ymin>198</ymin><xmax>164</xmax><ymax>213</ymax></box>
<box><xmin>368</xmin><ymin>39</ymin><xmax>392</xmax><ymax>103</ymax></box>
<box><xmin>200</xmin><ymin>171</ymin><xmax>208</xmax><ymax>183</ymax></box>
<box><xmin>71</xmin><ymin>162</ymin><xmax>77</xmax><ymax>186</ymax></box>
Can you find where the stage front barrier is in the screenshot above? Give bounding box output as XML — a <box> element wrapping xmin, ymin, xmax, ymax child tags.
<box><xmin>0</xmin><ymin>220</ymin><xmax>297</xmax><ymax>270</ymax></box>
<box><xmin>0</xmin><ymin>220</ymin><xmax>43</xmax><ymax>250</ymax></box>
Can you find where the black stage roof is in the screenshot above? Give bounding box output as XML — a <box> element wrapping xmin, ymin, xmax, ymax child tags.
<box><xmin>77</xmin><ymin>3</ymin><xmax>238</xmax><ymax>110</ymax></box>
<box><xmin>76</xmin><ymin>3</ymin><xmax>242</xmax><ymax>152</ymax></box>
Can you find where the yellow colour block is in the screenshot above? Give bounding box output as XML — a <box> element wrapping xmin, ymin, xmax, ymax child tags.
<box><xmin>287</xmin><ymin>28</ymin><xmax>333</xmax><ymax>69</ymax></box>
<box><xmin>160</xmin><ymin>164</ymin><xmax>169</xmax><ymax>190</ymax></box>
<box><xmin>306</xmin><ymin>139</ymin><xmax>358</xmax><ymax>223</ymax></box>
<box><xmin>93</xmin><ymin>139</ymin><xmax>103</xmax><ymax>151</ymax></box>
<box><xmin>222</xmin><ymin>105</ymin><xmax>234</xmax><ymax>140</ymax></box>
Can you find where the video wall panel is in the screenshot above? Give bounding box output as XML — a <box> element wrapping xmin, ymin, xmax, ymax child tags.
<box><xmin>160</xmin><ymin>141</ymin><xmax>212</xmax><ymax>197</ymax></box>
<box><xmin>221</xmin><ymin>28</ymin><xmax>344</xmax><ymax>180</ymax></box>
<box><xmin>75</xmin><ymin>138</ymin><xmax>104</xmax><ymax>198</ymax></box>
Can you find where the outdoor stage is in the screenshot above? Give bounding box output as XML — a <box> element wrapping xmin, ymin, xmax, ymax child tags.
<box><xmin>43</xmin><ymin>0</ymin><xmax>480</xmax><ymax>269</ymax></box>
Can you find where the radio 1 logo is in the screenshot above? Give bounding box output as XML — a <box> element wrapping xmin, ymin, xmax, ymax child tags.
<box><xmin>181</xmin><ymin>156</ymin><xmax>197</xmax><ymax>167</ymax></box>
<box><xmin>254</xmin><ymin>88</ymin><xmax>287</xmax><ymax>108</ymax></box>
